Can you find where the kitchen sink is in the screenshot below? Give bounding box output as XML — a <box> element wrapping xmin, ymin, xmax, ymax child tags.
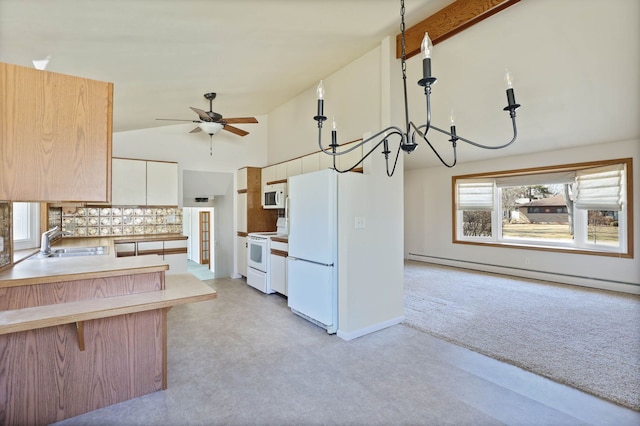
<box><xmin>30</xmin><ymin>246</ymin><xmax>108</xmax><ymax>259</ymax></box>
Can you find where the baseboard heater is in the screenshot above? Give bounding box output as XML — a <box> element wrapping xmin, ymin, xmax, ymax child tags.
<box><xmin>407</xmin><ymin>253</ymin><xmax>639</xmax><ymax>293</ymax></box>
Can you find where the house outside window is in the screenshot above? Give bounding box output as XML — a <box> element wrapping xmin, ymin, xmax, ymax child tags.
<box><xmin>452</xmin><ymin>158</ymin><xmax>632</xmax><ymax>257</ymax></box>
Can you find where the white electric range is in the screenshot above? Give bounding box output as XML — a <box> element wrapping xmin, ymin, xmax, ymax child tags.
<box><xmin>246</xmin><ymin>218</ymin><xmax>288</xmax><ymax>294</ymax></box>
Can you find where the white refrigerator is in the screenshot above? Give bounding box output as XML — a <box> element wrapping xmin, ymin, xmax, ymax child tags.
<box><xmin>287</xmin><ymin>168</ymin><xmax>338</xmax><ymax>334</ymax></box>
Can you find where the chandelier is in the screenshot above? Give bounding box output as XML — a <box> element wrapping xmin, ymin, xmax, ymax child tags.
<box><xmin>313</xmin><ymin>0</ymin><xmax>521</xmax><ymax>176</ymax></box>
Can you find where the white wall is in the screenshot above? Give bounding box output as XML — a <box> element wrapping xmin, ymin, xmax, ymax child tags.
<box><xmin>268</xmin><ymin>46</ymin><xmax>382</xmax><ymax>165</ymax></box>
<box><xmin>401</xmin><ymin>0</ymin><xmax>639</xmax><ymax>294</ymax></box>
<box><xmin>405</xmin><ymin>139</ymin><xmax>640</xmax><ymax>293</ymax></box>
<box><xmin>400</xmin><ymin>0</ymin><xmax>640</xmax><ymax>169</ymax></box>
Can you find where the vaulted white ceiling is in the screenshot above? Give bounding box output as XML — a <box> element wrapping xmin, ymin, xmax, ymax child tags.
<box><xmin>0</xmin><ymin>0</ymin><xmax>452</xmax><ymax>133</ymax></box>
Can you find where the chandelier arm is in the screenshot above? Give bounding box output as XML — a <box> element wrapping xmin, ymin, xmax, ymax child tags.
<box><xmin>411</xmin><ymin>128</ymin><xmax>457</xmax><ymax>168</ymax></box>
<box><xmin>428</xmin><ymin>117</ymin><xmax>518</xmax><ymax>150</ymax></box>
<box><xmin>317</xmin><ymin>126</ymin><xmax>405</xmax><ymax>156</ymax></box>
<box><xmin>332</xmin><ymin>133</ymin><xmax>403</xmax><ymax>173</ymax></box>
<box><xmin>386</xmin><ymin>139</ymin><xmax>406</xmax><ymax>176</ymax></box>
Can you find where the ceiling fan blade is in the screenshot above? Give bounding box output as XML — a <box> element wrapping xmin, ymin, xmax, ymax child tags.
<box><xmin>190</xmin><ymin>107</ymin><xmax>213</xmax><ymax>122</ymax></box>
<box><xmin>223</xmin><ymin>124</ymin><xmax>249</xmax><ymax>137</ymax></box>
<box><xmin>190</xmin><ymin>126</ymin><xmax>202</xmax><ymax>133</ymax></box>
<box><xmin>223</xmin><ymin>117</ymin><xmax>258</xmax><ymax>124</ymax></box>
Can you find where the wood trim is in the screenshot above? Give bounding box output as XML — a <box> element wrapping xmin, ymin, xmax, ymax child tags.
<box><xmin>396</xmin><ymin>0</ymin><xmax>521</xmax><ymax>59</ymax></box>
<box><xmin>265</xmin><ymin>138</ymin><xmax>364</xmax><ymax>168</ymax></box>
<box><xmin>237</xmin><ymin>188</ymin><xmax>248</xmax><ymax>194</ymax></box>
<box><xmin>137</xmin><ymin>249</ymin><xmax>165</xmax><ymax>257</ymax></box>
<box><xmin>265</xmin><ymin>179</ymin><xmax>288</xmax><ymax>186</ymax></box>
<box><xmin>270</xmin><ymin>249</ymin><xmax>288</xmax><ymax>258</ymax></box>
<box><xmin>237</xmin><ymin>231</ymin><xmax>248</xmax><ymax>238</ymax></box>
<box><xmin>164</xmin><ymin>247</ymin><xmax>188</xmax><ymax>256</ymax></box>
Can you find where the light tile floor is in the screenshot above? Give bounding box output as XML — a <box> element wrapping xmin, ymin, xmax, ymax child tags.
<box><xmin>55</xmin><ymin>276</ymin><xmax>640</xmax><ymax>425</ymax></box>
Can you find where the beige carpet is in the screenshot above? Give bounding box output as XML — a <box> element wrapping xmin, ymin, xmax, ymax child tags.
<box><xmin>403</xmin><ymin>260</ymin><xmax>640</xmax><ymax>411</ymax></box>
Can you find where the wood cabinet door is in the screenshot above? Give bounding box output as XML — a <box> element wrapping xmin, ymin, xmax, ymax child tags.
<box><xmin>111</xmin><ymin>159</ymin><xmax>146</xmax><ymax>205</ymax></box>
<box><xmin>146</xmin><ymin>161</ymin><xmax>178</xmax><ymax>206</ymax></box>
<box><xmin>0</xmin><ymin>62</ymin><xmax>112</xmax><ymax>202</ymax></box>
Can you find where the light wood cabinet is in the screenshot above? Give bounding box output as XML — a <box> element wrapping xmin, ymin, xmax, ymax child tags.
<box><xmin>112</xmin><ymin>158</ymin><xmax>178</xmax><ymax>206</ymax></box>
<box><xmin>0</xmin><ymin>62</ymin><xmax>113</xmax><ymax>202</ymax></box>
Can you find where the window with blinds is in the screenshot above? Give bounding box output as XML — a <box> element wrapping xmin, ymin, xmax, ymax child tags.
<box><xmin>452</xmin><ymin>158</ymin><xmax>632</xmax><ymax>257</ymax></box>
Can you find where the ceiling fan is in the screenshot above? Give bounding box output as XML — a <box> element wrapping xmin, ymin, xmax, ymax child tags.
<box><xmin>157</xmin><ymin>92</ymin><xmax>258</xmax><ymax>137</ymax></box>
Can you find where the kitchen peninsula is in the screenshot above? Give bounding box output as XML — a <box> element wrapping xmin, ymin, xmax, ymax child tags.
<box><xmin>0</xmin><ymin>240</ymin><xmax>216</xmax><ymax>425</ymax></box>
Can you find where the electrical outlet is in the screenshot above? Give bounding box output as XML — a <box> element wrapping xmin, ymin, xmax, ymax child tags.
<box><xmin>355</xmin><ymin>216</ymin><xmax>366</xmax><ymax>229</ymax></box>
<box><xmin>0</xmin><ymin>236</ymin><xmax>3</xmax><ymax>252</ymax></box>
<box><xmin>525</xmin><ymin>257</ymin><xmax>531</xmax><ymax>266</ymax></box>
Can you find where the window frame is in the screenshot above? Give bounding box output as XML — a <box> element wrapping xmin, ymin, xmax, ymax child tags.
<box><xmin>452</xmin><ymin>158</ymin><xmax>633</xmax><ymax>258</ymax></box>
<box><xmin>12</xmin><ymin>202</ymin><xmax>40</xmax><ymax>251</ymax></box>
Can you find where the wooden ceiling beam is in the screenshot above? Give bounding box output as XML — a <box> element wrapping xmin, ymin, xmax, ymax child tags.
<box><xmin>396</xmin><ymin>0</ymin><xmax>520</xmax><ymax>59</ymax></box>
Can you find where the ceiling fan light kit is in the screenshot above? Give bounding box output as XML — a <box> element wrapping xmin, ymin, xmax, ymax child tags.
<box><xmin>199</xmin><ymin>122</ymin><xmax>224</xmax><ymax>135</ymax></box>
<box><xmin>156</xmin><ymin>92</ymin><xmax>258</xmax><ymax>155</ymax></box>
<box><xmin>313</xmin><ymin>0</ymin><xmax>522</xmax><ymax>176</ymax></box>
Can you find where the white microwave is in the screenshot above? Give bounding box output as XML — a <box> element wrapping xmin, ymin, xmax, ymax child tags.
<box><xmin>263</xmin><ymin>183</ymin><xmax>287</xmax><ymax>209</ymax></box>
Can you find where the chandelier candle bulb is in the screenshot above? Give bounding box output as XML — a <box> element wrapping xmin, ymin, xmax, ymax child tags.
<box><xmin>331</xmin><ymin>118</ymin><xmax>338</xmax><ymax>151</ymax></box>
<box><xmin>504</xmin><ymin>69</ymin><xmax>518</xmax><ymax>107</ymax></box>
<box><xmin>422</xmin><ymin>33</ymin><xmax>432</xmax><ymax>79</ymax></box>
<box><xmin>315</xmin><ymin>80</ymin><xmax>326</xmax><ymax>122</ymax></box>
<box><xmin>504</xmin><ymin>69</ymin><xmax>514</xmax><ymax>89</ymax></box>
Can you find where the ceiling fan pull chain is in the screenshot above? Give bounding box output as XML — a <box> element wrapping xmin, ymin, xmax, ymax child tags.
<box><xmin>210</xmin><ymin>135</ymin><xmax>213</xmax><ymax>156</ymax></box>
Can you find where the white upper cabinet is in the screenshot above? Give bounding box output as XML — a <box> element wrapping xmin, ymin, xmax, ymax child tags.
<box><xmin>112</xmin><ymin>159</ymin><xmax>146</xmax><ymax>205</ymax></box>
<box><xmin>286</xmin><ymin>158</ymin><xmax>302</xmax><ymax>178</ymax></box>
<box><xmin>301</xmin><ymin>153</ymin><xmax>320</xmax><ymax>174</ymax></box>
<box><xmin>262</xmin><ymin>165</ymin><xmax>277</xmax><ymax>187</ymax></box>
<box><xmin>112</xmin><ymin>158</ymin><xmax>178</xmax><ymax>206</ymax></box>
<box><xmin>147</xmin><ymin>161</ymin><xmax>178</xmax><ymax>206</ymax></box>
<box><xmin>237</xmin><ymin>168</ymin><xmax>248</xmax><ymax>191</ymax></box>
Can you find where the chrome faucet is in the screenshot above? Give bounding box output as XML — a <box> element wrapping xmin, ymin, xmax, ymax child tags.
<box><xmin>40</xmin><ymin>226</ymin><xmax>72</xmax><ymax>254</ymax></box>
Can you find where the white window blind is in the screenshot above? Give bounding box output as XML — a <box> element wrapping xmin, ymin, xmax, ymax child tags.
<box><xmin>575</xmin><ymin>164</ymin><xmax>625</xmax><ymax>211</ymax></box>
<box><xmin>457</xmin><ymin>180</ymin><xmax>494</xmax><ymax>211</ymax></box>
<box><xmin>494</xmin><ymin>170</ymin><xmax>576</xmax><ymax>187</ymax></box>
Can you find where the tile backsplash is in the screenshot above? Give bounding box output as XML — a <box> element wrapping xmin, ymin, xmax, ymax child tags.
<box><xmin>59</xmin><ymin>206</ymin><xmax>183</xmax><ymax>237</ymax></box>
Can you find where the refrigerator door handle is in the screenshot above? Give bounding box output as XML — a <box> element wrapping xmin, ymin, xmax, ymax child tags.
<box><xmin>288</xmin><ymin>257</ymin><xmax>333</xmax><ymax>268</ymax></box>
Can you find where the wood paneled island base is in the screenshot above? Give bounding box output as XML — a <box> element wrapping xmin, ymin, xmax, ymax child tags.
<box><xmin>0</xmin><ymin>263</ymin><xmax>216</xmax><ymax>425</ymax></box>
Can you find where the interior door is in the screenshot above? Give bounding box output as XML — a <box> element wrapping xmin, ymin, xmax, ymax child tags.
<box><xmin>199</xmin><ymin>211</ymin><xmax>210</xmax><ymax>266</ymax></box>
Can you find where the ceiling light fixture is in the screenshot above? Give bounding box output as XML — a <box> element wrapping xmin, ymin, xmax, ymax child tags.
<box><xmin>198</xmin><ymin>121</ymin><xmax>224</xmax><ymax>135</ymax></box>
<box><xmin>198</xmin><ymin>122</ymin><xmax>224</xmax><ymax>156</ymax></box>
<box><xmin>313</xmin><ymin>0</ymin><xmax>522</xmax><ymax>176</ymax></box>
